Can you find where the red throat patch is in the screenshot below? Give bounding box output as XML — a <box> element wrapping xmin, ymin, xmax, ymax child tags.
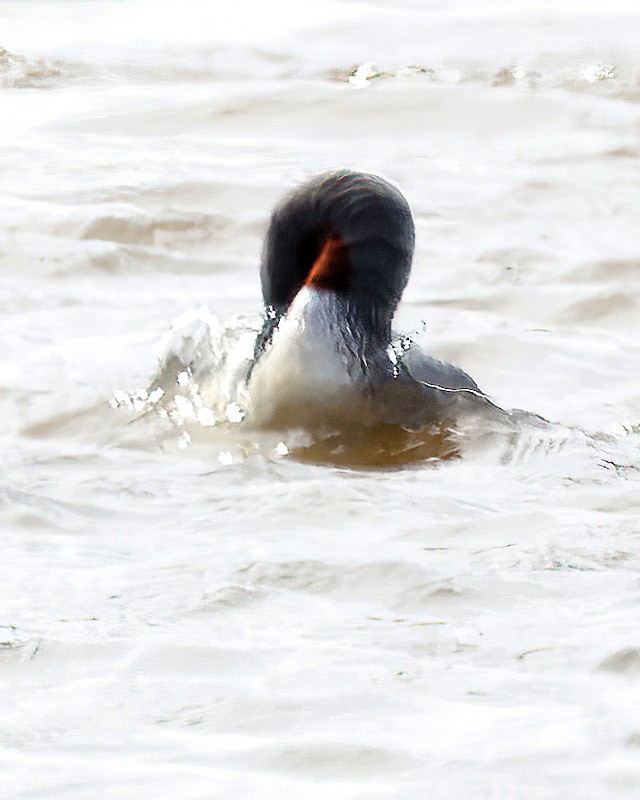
<box><xmin>305</xmin><ymin>235</ymin><xmax>350</xmax><ymax>292</ymax></box>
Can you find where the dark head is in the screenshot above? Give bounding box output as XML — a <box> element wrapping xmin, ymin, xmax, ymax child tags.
<box><xmin>260</xmin><ymin>170</ymin><xmax>415</xmax><ymax>346</ymax></box>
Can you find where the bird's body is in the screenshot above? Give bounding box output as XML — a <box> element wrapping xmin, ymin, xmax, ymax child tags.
<box><xmin>245</xmin><ymin>170</ymin><xmax>485</xmax><ymax>429</ymax></box>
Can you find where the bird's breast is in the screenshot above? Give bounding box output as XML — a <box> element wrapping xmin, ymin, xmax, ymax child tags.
<box><xmin>245</xmin><ymin>287</ymin><xmax>377</xmax><ymax>428</ymax></box>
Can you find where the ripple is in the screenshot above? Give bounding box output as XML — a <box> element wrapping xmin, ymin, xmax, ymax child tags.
<box><xmin>267</xmin><ymin>743</ymin><xmax>414</xmax><ymax>779</ymax></box>
<box><xmin>330</xmin><ymin>57</ymin><xmax>640</xmax><ymax>104</ymax></box>
<box><xmin>599</xmin><ymin>648</ymin><xmax>640</xmax><ymax>675</ymax></box>
<box><xmin>80</xmin><ymin>212</ymin><xmax>225</xmax><ymax>247</ymax></box>
<box><xmin>0</xmin><ymin>485</ymin><xmax>109</xmax><ymax>528</ymax></box>
<box><xmin>233</xmin><ymin>559</ymin><xmax>442</xmax><ymax>611</ymax></box>
<box><xmin>0</xmin><ymin>46</ymin><xmax>73</xmax><ymax>89</ymax></box>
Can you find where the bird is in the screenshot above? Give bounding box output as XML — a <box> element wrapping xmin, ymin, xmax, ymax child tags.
<box><xmin>244</xmin><ymin>170</ymin><xmax>490</xmax><ymax>431</ymax></box>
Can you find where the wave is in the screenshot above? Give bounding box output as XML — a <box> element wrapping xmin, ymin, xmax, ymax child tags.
<box><xmin>0</xmin><ymin>45</ymin><xmax>79</xmax><ymax>89</ymax></box>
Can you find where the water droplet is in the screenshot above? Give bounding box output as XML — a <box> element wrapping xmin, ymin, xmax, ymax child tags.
<box><xmin>348</xmin><ymin>62</ymin><xmax>382</xmax><ymax>88</ymax></box>
<box><xmin>110</xmin><ymin>390</ymin><xmax>130</xmax><ymax>409</ymax></box>
<box><xmin>147</xmin><ymin>387</ymin><xmax>164</xmax><ymax>403</ymax></box>
<box><xmin>400</xmin><ymin>336</ymin><xmax>413</xmax><ymax>352</ymax></box>
<box><xmin>225</xmin><ymin>402</ymin><xmax>245</xmax><ymax>424</ymax></box>
<box><xmin>196</xmin><ymin>408</ymin><xmax>216</xmax><ymax>427</ymax></box>
<box><xmin>581</xmin><ymin>63</ymin><xmax>616</xmax><ymax>83</ymax></box>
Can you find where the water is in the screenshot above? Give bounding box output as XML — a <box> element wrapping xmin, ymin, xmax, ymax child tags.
<box><xmin>2</xmin><ymin>0</ymin><xmax>640</xmax><ymax>797</ymax></box>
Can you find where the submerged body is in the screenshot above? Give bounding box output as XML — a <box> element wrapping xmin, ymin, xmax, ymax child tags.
<box><xmin>245</xmin><ymin>170</ymin><xmax>488</xmax><ymax>430</ymax></box>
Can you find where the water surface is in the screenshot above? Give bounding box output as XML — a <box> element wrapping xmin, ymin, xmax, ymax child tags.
<box><xmin>2</xmin><ymin>1</ymin><xmax>640</xmax><ymax>797</ymax></box>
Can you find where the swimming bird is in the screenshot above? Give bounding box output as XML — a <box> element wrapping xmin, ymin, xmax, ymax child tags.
<box><xmin>245</xmin><ymin>170</ymin><xmax>488</xmax><ymax>430</ymax></box>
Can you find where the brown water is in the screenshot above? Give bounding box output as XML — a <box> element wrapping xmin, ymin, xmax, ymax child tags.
<box><xmin>2</xmin><ymin>1</ymin><xmax>640</xmax><ymax>797</ymax></box>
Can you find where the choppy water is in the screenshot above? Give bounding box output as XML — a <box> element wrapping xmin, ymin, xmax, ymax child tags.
<box><xmin>2</xmin><ymin>1</ymin><xmax>640</xmax><ymax>797</ymax></box>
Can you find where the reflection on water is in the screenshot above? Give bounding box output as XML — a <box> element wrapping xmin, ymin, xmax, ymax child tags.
<box><xmin>289</xmin><ymin>421</ymin><xmax>460</xmax><ymax>468</ymax></box>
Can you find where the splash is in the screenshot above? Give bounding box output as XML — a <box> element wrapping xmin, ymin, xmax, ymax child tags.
<box><xmin>581</xmin><ymin>63</ymin><xmax>617</xmax><ymax>83</ymax></box>
<box><xmin>347</xmin><ymin>62</ymin><xmax>436</xmax><ymax>88</ymax></box>
<box><xmin>111</xmin><ymin>307</ymin><xmax>256</xmax><ymax>432</ymax></box>
<box><xmin>339</xmin><ymin>59</ymin><xmax>635</xmax><ymax>101</ymax></box>
<box><xmin>109</xmin><ymin>308</ymin><xmax>470</xmax><ymax>466</ymax></box>
<box><xmin>110</xmin><ymin>309</ymin><xmax>640</xmax><ymax>472</ymax></box>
